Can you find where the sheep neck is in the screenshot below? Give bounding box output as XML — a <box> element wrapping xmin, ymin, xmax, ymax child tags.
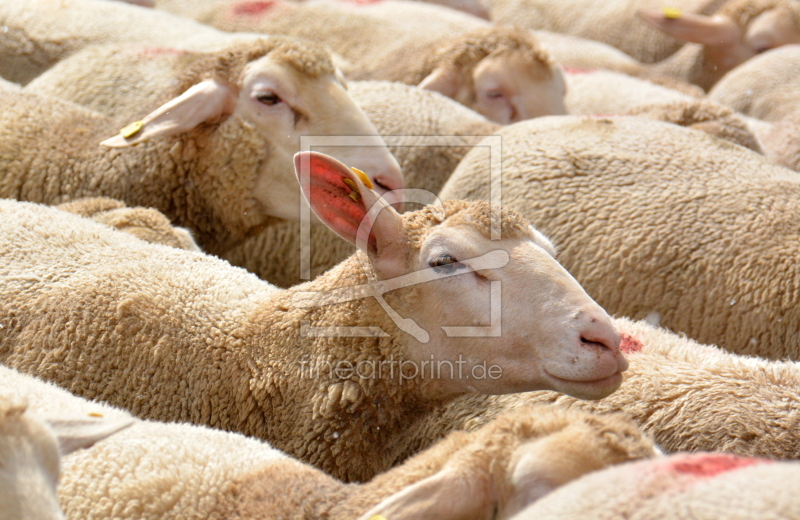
<box><xmin>241</xmin><ymin>253</ymin><xmax>460</xmax><ymax>482</ymax></box>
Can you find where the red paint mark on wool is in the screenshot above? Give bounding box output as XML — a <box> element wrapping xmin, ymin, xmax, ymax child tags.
<box><xmin>138</xmin><ymin>47</ymin><xmax>188</xmax><ymax>59</ymax></box>
<box><xmin>619</xmin><ymin>333</ymin><xmax>643</xmax><ymax>354</ymax></box>
<box><xmin>563</xmin><ymin>66</ymin><xmax>596</xmax><ymax>75</ymax></box>
<box><xmin>338</xmin><ymin>0</ymin><xmax>385</xmax><ymax>5</ymax></box>
<box><xmin>234</xmin><ymin>0</ymin><xmax>279</xmax><ymax>16</ymax></box>
<box><xmin>669</xmin><ymin>453</ymin><xmax>771</xmax><ymax>478</ymax></box>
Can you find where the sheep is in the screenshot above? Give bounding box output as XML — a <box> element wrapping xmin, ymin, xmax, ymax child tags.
<box><xmin>396</xmin><ymin>316</ymin><xmax>800</xmax><ymax>466</ymax></box>
<box><xmin>635</xmin><ymin>0</ymin><xmax>800</xmax><ymax>90</ymax></box>
<box><xmin>158</xmin><ymin>0</ymin><xmax>567</xmax><ymax>124</ymax></box>
<box><xmin>0</xmin><ymin>39</ymin><xmax>403</xmax><ymax>256</ymax></box>
<box><xmin>484</xmin><ymin>0</ymin><xmax>727</xmax><ymax>64</ymax></box>
<box><xmin>0</xmin><ymin>0</ymin><xmax>271</xmax><ymax>84</ymax></box>
<box><xmin>512</xmin><ymin>452</ymin><xmax>800</xmax><ymax>519</ymax></box>
<box><xmin>440</xmin><ymin>114</ymin><xmax>800</xmax><ymax>359</ymax></box>
<box><xmin>484</xmin><ymin>0</ymin><xmax>800</xmax><ymax>90</ymax></box>
<box><xmin>1</xmin><ymin>366</ymin><xmax>656</xmax><ymax>520</ymax></box>
<box><xmin>0</xmin><ymin>394</ymin><xmax>133</xmax><ymax>520</ymax></box>
<box><xmin>0</xmin><ymin>151</ymin><xmax>628</xmax><ymax>482</ymax></box>
<box><xmin>56</xmin><ymin>198</ymin><xmax>200</xmax><ymax>251</ymax></box>
<box><xmin>708</xmin><ymin>44</ymin><xmax>800</xmax><ymax>122</ymax></box>
<box><xmin>222</xmin><ymin>80</ymin><xmax>500</xmax><ymax>287</ymax></box>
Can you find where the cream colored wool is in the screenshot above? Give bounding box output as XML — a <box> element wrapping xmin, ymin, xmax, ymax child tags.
<box><xmin>160</xmin><ymin>0</ymin><xmax>485</xmax><ymax>74</ymax></box>
<box><xmin>222</xmin><ymin>81</ymin><xmax>499</xmax><ymax>288</ymax></box>
<box><xmin>624</xmin><ymin>99</ymin><xmax>763</xmax><ymax>152</ymax></box>
<box><xmin>758</xmin><ymin>111</ymin><xmax>800</xmax><ymax>172</ymax></box>
<box><xmin>709</xmin><ymin>44</ymin><xmax>800</xmax><ymax>122</ymax></box>
<box><xmin>565</xmin><ymin>69</ymin><xmax>697</xmax><ymax>115</ymax></box>
<box><xmin>530</xmin><ymin>31</ymin><xmax>645</xmax><ymax>74</ymax></box>
<box><xmin>0</xmin><ymin>0</ymin><xmax>265</xmax><ymax>85</ymax></box>
<box><xmin>485</xmin><ymin>0</ymin><xmax>726</xmax><ymax>63</ymax></box>
<box><xmin>0</xmin><ymin>39</ymin><xmax>397</xmax><ymax>256</ymax></box>
<box><xmin>0</xmin><ymin>76</ymin><xmax>20</xmax><ymax>91</ymax></box>
<box><xmin>56</xmin><ymin>198</ymin><xmax>200</xmax><ymax>251</ymax></box>
<box><xmin>513</xmin><ymin>452</ymin><xmax>800</xmax><ymax>519</ymax></box>
<box><xmin>440</xmin><ymin>115</ymin><xmax>800</xmax><ymax>358</ymax></box>
<box><xmin>397</xmin><ymin>317</ymin><xmax>800</xmax><ymax>464</ymax></box>
<box><xmin>0</xmin><ymin>195</ymin><xmax>626</xmax><ymax>482</ymax></box>
<box><xmin>26</xmin><ymin>44</ymin><xmax>204</xmax><ymax>123</ymax></box>
<box><xmin>2</xmin><ymin>366</ymin><xmax>655</xmax><ymax>520</ymax></box>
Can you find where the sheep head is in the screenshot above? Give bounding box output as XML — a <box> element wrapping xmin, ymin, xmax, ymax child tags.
<box><xmin>100</xmin><ymin>37</ymin><xmax>403</xmax><ymax>225</ymax></box>
<box><xmin>293</xmin><ymin>151</ymin><xmax>628</xmax><ymax>400</ymax></box>
<box><xmin>418</xmin><ymin>27</ymin><xmax>568</xmax><ymax>124</ymax></box>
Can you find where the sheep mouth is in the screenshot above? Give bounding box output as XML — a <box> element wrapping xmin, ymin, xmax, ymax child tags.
<box><xmin>543</xmin><ymin>370</ymin><xmax>624</xmax><ymax>397</ymax></box>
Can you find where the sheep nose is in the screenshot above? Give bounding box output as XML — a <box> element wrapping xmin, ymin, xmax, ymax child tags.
<box><xmin>579</xmin><ymin>315</ymin><xmax>627</xmax><ymax>370</ymax></box>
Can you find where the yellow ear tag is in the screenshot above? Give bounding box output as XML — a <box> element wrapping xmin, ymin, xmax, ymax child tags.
<box><xmin>350</xmin><ymin>167</ymin><xmax>373</xmax><ymax>189</ymax></box>
<box><xmin>342</xmin><ymin>178</ymin><xmax>362</xmax><ymax>202</ymax></box>
<box><xmin>120</xmin><ymin>120</ymin><xmax>144</xmax><ymax>139</ymax></box>
<box><xmin>369</xmin><ymin>516</ymin><xmax>387</xmax><ymax>520</ymax></box>
<box><xmin>87</xmin><ymin>412</ymin><xmax>104</xmax><ymax>418</ymax></box>
<box><xmin>662</xmin><ymin>7</ymin><xmax>682</xmax><ymax>19</ymax></box>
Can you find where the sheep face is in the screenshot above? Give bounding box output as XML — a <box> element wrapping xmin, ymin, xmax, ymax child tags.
<box><xmin>296</xmin><ymin>152</ymin><xmax>627</xmax><ymax>401</ymax></box>
<box><xmin>394</xmin><ymin>221</ymin><xmax>627</xmax><ymax>399</ymax></box>
<box><xmin>0</xmin><ymin>402</ymin><xmax>63</xmax><ymax>520</ymax></box>
<box><xmin>417</xmin><ymin>27</ymin><xmax>567</xmax><ymax>124</ymax></box>
<box><xmin>241</xmin><ymin>54</ymin><xmax>404</xmax><ymax>217</ymax></box>
<box><xmin>470</xmin><ymin>53</ymin><xmax>568</xmax><ymax>124</ymax></box>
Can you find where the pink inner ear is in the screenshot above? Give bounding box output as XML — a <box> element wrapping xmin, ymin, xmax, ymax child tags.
<box><xmin>306</xmin><ymin>156</ymin><xmax>375</xmax><ymax>250</ymax></box>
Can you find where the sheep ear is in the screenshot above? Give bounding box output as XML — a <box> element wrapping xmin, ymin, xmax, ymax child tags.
<box><xmin>637</xmin><ymin>10</ymin><xmax>740</xmax><ymax>46</ymax></box>
<box><xmin>294</xmin><ymin>151</ymin><xmax>405</xmax><ymax>278</ymax></box>
<box><xmin>418</xmin><ymin>66</ymin><xmax>463</xmax><ymax>99</ymax></box>
<box><xmin>46</xmin><ymin>416</ymin><xmax>135</xmax><ymax>456</ymax></box>
<box><xmin>100</xmin><ymin>79</ymin><xmax>237</xmax><ymax>148</ymax></box>
<box><xmin>355</xmin><ymin>467</ymin><xmax>491</xmax><ymax>520</ymax></box>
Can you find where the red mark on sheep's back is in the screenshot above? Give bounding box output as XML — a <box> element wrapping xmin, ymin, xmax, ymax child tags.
<box><xmin>669</xmin><ymin>453</ymin><xmax>771</xmax><ymax>478</ymax></box>
<box><xmin>138</xmin><ymin>47</ymin><xmax>188</xmax><ymax>59</ymax></box>
<box><xmin>619</xmin><ymin>333</ymin><xmax>643</xmax><ymax>354</ymax></box>
<box><xmin>338</xmin><ymin>0</ymin><xmax>385</xmax><ymax>5</ymax></box>
<box><xmin>563</xmin><ymin>66</ymin><xmax>596</xmax><ymax>75</ymax></box>
<box><xmin>234</xmin><ymin>0</ymin><xmax>279</xmax><ymax>16</ymax></box>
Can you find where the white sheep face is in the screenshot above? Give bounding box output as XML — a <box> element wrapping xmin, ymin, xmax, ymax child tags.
<box><xmin>471</xmin><ymin>52</ymin><xmax>568</xmax><ymax>124</ymax></box>
<box><xmin>398</xmin><ymin>222</ymin><xmax>626</xmax><ymax>399</ymax></box>
<box><xmin>242</xmin><ymin>55</ymin><xmax>404</xmax><ymax>219</ymax></box>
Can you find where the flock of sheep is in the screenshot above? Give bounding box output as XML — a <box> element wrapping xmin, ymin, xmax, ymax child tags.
<box><xmin>1</xmin><ymin>0</ymin><xmax>800</xmax><ymax>518</ymax></box>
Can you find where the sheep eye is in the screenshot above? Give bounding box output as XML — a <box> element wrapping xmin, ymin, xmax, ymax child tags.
<box><xmin>485</xmin><ymin>91</ymin><xmax>505</xmax><ymax>99</ymax></box>
<box><xmin>430</xmin><ymin>254</ymin><xmax>466</xmax><ymax>274</ymax></box>
<box><xmin>256</xmin><ymin>92</ymin><xmax>281</xmax><ymax>106</ymax></box>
